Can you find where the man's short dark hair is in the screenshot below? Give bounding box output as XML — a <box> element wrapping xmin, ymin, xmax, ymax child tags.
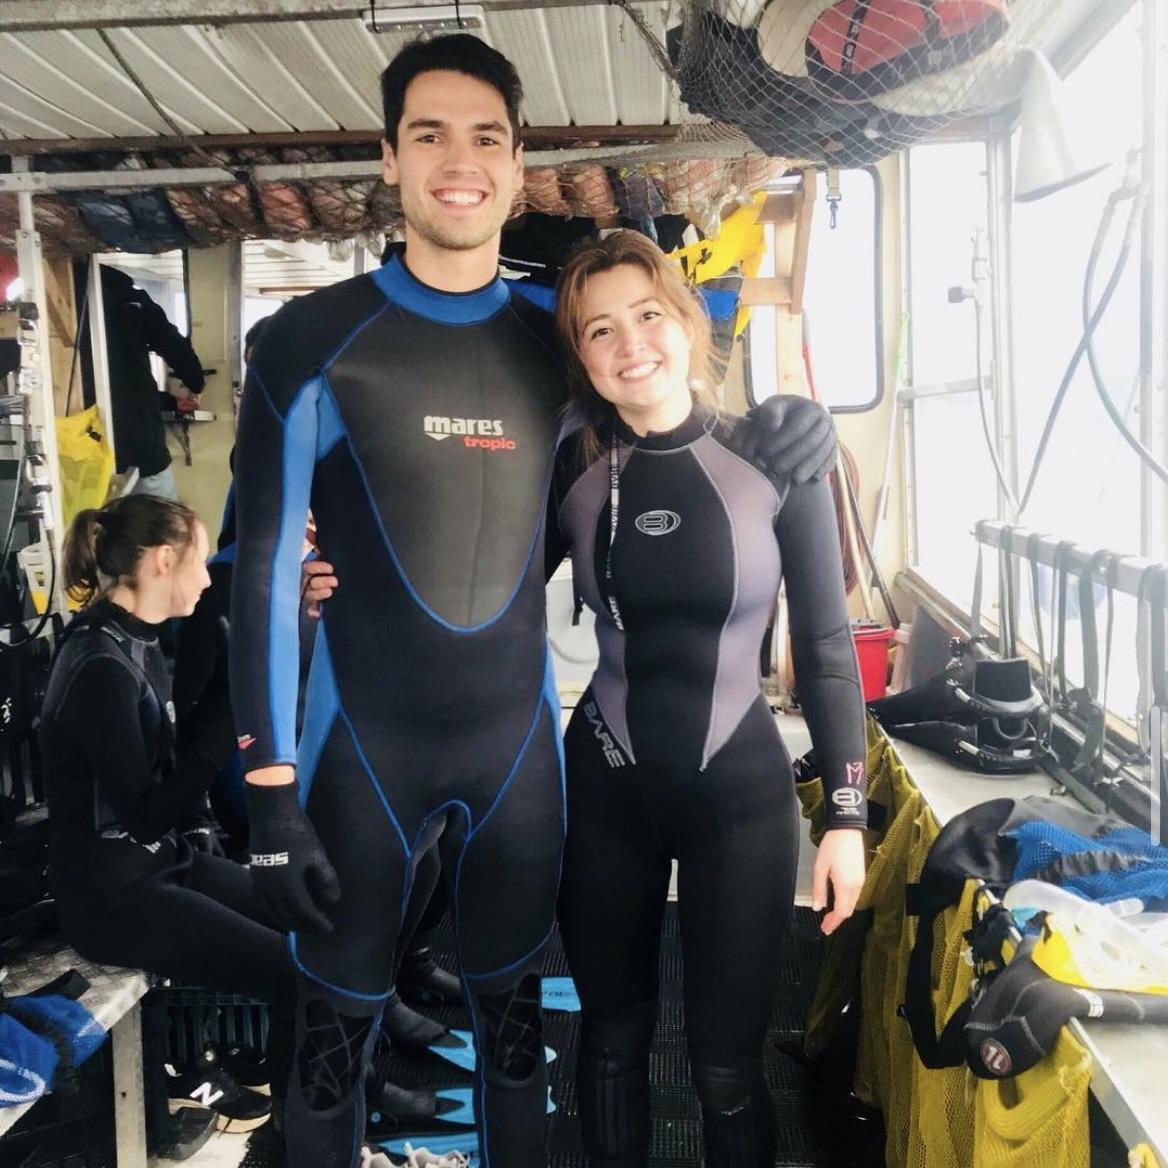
<box><xmin>380</xmin><ymin>34</ymin><xmax>524</xmax><ymax>152</ymax></box>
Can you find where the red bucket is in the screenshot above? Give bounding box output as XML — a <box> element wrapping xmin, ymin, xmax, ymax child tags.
<box><xmin>852</xmin><ymin>623</ymin><xmax>895</xmax><ymax>701</ymax></box>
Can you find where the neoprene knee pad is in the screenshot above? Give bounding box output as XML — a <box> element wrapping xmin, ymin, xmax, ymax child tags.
<box><xmin>296</xmin><ymin>999</ymin><xmax>378</xmax><ymax>1111</ymax></box>
<box><xmin>473</xmin><ymin>971</ymin><xmax>543</xmax><ymax>1081</ymax></box>
<box><xmin>690</xmin><ymin>1056</ymin><xmax>776</xmax><ymax>1168</ymax></box>
<box><xmin>577</xmin><ymin>1001</ymin><xmax>658</xmax><ymax>1165</ymax></box>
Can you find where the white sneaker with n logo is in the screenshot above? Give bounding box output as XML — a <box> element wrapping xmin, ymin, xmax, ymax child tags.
<box><xmin>165</xmin><ymin>1047</ymin><xmax>272</xmax><ymax>1133</ymax></box>
<box><xmin>187</xmin><ymin>1079</ymin><xmax>225</xmax><ymax>1108</ymax></box>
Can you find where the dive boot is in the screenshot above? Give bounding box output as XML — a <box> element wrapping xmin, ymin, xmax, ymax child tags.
<box><xmin>397</xmin><ymin>947</ymin><xmax>464</xmax><ymax>1009</ymax></box>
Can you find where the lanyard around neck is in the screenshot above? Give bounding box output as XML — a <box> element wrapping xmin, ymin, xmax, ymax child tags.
<box><xmin>606</xmin><ymin>433</ymin><xmax>626</xmax><ymax>632</ymax></box>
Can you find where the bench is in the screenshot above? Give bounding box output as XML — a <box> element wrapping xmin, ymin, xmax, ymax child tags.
<box><xmin>1</xmin><ymin>936</ymin><xmax>151</xmax><ymax>1167</ymax></box>
<box><xmin>888</xmin><ymin>732</ymin><xmax>1168</xmax><ymax>1165</ymax></box>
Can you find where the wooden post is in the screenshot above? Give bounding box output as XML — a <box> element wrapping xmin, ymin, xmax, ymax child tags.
<box><xmin>43</xmin><ymin>257</ymin><xmax>78</xmax><ymax>417</ymax></box>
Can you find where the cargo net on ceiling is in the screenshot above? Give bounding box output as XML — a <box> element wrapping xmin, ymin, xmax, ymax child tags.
<box><xmin>667</xmin><ymin>0</ymin><xmax>1061</xmax><ymax>167</ymax></box>
<box><xmin>0</xmin><ymin>152</ymin><xmax>792</xmax><ymax>257</ymax></box>
<box><xmin>0</xmin><ymin>0</ymin><xmax>1062</xmax><ymax>256</ymax></box>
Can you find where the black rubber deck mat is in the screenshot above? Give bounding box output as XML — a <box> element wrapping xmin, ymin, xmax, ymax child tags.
<box><xmin>244</xmin><ymin>905</ymin><xmax>858</xmax><ymax>1167</ymax></box>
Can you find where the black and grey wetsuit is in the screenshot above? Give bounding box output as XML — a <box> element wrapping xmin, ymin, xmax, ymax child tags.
<box><xmin>38</xmin><ymin>599</ymin><xmax>293</xmax><ymax>1011</ymax></box>
<box><xmin>230</xmin><ymin>254</ymin><xmax>568</xmax><ymax>1168</ymax></box>
<box><xmin>549</xmin><ymin>406</ymin><xmax>867</xmax><ymax>1167</ymax></box>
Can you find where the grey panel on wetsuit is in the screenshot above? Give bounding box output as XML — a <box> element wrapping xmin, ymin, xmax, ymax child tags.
<box><xmin>559</xmin><ymin>423</ymin><xmax>786</xmax><ymax>770</ymax></box>
<box><xmin>689</xmin><ymin>433</ymin><xmax>784</xmax><ymax>768</ymax></box>
<box><xmin>326</xmin><ymin>307</ymin><xmax>563</xmax><ymax>629</ymax></box>
<box><xmin>558</xmin><ymin>446</ymin><xmax>636</xmax><ymax>761</ymax></box>
<box><xmin>555</xmin><ymin>407</ymin><xmax>865</xmax><ymax>797</ymax></box>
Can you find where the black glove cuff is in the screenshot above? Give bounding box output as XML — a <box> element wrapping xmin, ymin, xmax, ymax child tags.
<box><xmin>245</xmin><ymin>778</ymin><xmax>303</xmax><ymax>817</ymax></box>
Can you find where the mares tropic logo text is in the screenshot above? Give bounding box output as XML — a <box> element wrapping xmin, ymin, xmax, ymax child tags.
<box><xmin>424</xmin><ymin>415</ymin><xmax>517</xmax><ymax>452</ymax></box>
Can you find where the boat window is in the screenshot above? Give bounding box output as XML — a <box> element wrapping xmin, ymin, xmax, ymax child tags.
<box><xmin>904</xmin><ymin>140</ymin><xmax>998</xmax><ymax>606</ymax></box>
<box><xmin>1010</xmin><ymin>4</ymin><xmax>1147</xmax><ymax>726</ymax></box>
<box><xmin>747</xmin><ymin>168</ymin><xmax>882</xmax><ymax>412</ymax></box>
<box><xmin>802</xmin><ymin>167</ymin><xmax>883</xmax><ymax>412</ymax></box>
<box><xmin>1011</xmin><ymin>4</ymin><xmax>1146</xmax><ymax>557</ymax></box>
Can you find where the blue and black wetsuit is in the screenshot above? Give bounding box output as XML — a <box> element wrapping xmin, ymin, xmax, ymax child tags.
<box><xmin>230</xmin><ymin>254</ymin><xmax>568</xmax><ymax>1168</ymax></box>
<box><xmin>549</xmin><ymin>405</ymin><xmax>867</xmax><ymax>1167</ymax></box>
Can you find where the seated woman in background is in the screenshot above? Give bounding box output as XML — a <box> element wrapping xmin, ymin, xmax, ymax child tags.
<box><xmin>38</xmin><ymin>493</ymin><xmax>296</xmax><ymax>1132</ymax></box>
<box><xmin>546</xmin><ymin>231</ymin><xmax>869</xmax><ymax>1168</ymax></box>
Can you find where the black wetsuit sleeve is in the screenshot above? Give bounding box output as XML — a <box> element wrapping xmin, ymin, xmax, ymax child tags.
<box><xmin>133</xmin><ymin>287</ymin><xmax>205</xmax><ymax>393</ymax></box>
<box><xmin>545</xmin><ymin>432</ymin><xmax>592</xmax><ymax>582</ymax></box>
<box><xmin>229</xmin><ymin>302</ymin><xmax>328</xmax><ymax>772</ymax></box>
<box><xmin>545</xmin><ymin>485</ymin><xmax>569</xmax><ymax>582</ymax></box>
<box><xmin>776</xmin><ymin>479</ymin><xmax>869</xmax><ymax>829</ymax></box>
<box><xmin>544</xmin><ymin>439</ymin><xmax>582</xmax><ymax>581</ymax></box>
<box><xmin>173</xmin><ymin>563</ymin><xmax>231</xmax><ymax>727</ymax></box>
<box><xmin>54</xmin><ymin>657</ymin><xmax>231</xmax><ymax>845</ymax></box>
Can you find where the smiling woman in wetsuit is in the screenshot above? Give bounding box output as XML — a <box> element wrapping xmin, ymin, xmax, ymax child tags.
<box><xmin>37</xmin><ymin>494</ymin><xmax>295</xmax><ymax>1126</ymax></box>
<box><xmin>546</xmin><ymin>231</ymin><xmax>869</xmax><ymax>1168</ymax></box>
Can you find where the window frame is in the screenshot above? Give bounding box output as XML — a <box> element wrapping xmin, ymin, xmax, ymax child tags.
<box><xmin>901</xmin><ymin>135</ymin><xmax>1000</xmax><ymax>590</ymax></box>
<box><xmin>818</xmin><ymin>164</ymin><xmax>886</xmax><ymax>416</ymax></box>
<box><xmin>899</xmin><ymin>0</ymin><xmax>1165</xmax><ymax>741</ymax></box>
<box><xmin>743</xmin><ymin>166</ymin><xmax>886</xmax><ymax>414</ymax></box>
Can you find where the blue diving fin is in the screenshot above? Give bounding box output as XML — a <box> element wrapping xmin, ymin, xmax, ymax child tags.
<box><xmin>381</xmin><ymin>1131</ymin><xmax>480</xmax><ymax>1162</ymax></box>
<box><xmin>428</xmin><ymin>1028</ymin><xmax>557</xmax><ymax>1072</ymax></box>
<box><xmin>375</xmin><ymin>1089</ymin><xmax>557</xmax><ymax>1153</ymax></box>
<box><xmin>433</xmin><ymin>1088</ymin><xmax>475</xmax><ymax>1126</ymax></box>
<box><xmin>541</xmin><ymin>976</ymin><xmax>581</xmax><ymax>1012</ymax></box>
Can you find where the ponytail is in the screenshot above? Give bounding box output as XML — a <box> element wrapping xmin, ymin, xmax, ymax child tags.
<box><xmin>63</xmin><ymin>495</ymin><xmax>199</xmax><ymax>605</ymax></box>
<box><xmin>62</xmin><ymin>509</ymin><xmax>104</xmax><ymax>605</ymax></box>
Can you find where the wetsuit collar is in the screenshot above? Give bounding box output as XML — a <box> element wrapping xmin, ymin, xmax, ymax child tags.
<box><xmin>371</xmin><ymin>253</ymin><xmax>510</xmax><ymax>324</ymax></box>
<box><xmin>83</xmin><ymin>598</ymin><xmax>161</xmax><ymax>644</ymax></box>
<box><xmin>612</xmin><ymin>401</ymin><xmax>713</xmax><ymax>451</ymax></box>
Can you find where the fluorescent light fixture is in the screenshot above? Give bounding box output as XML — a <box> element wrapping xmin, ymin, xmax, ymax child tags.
<box><xmin>365</xmin><ymin>4</ymin><xmax>486</xmax><ymax>33</ymax></box>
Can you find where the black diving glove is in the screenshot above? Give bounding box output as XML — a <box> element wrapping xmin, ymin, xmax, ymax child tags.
<box><xmin>745</xmin><ymin>395</ymin><xmax>837</xmax><ymax>483</ymax></box>
<box><xmin>181</xmin><ymin>820</ymin><xmax>226</xmax><ymax>858</ymax></box>
<box><xmin>245</xmin><ymin>780</ymin><xmax>340</xmax><ymax>934</ymax></box>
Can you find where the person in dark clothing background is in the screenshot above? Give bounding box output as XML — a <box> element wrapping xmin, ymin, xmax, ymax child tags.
<box><xmin>38</xmin><ymin>493</ymin><xmax>295</xmax><ymax>1134</ymax></box>
<box><xmin>91</xmin><ymin>266</ymin><xmax>204</xmax><ymax>500</ymax></box>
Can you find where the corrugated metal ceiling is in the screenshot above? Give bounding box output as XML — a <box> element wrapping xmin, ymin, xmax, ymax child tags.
<box><xmin>0</xmin><ymin>0</ymin><xmax>1128</xmax><ymax>147</ymax></box>
<box><xmin>0</xmin><ymin>7</ymin><xmax>688</xmax><ymax>143</ymax></box>
<box><xmin>0</xmin><ymin>0</ymin><xmax>1132</xmax><ymax>256</ymax></box>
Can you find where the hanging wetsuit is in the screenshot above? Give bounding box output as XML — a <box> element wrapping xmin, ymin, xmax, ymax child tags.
<box><xmin>230</xmin><ymin>255</ymin><xmax>568</xmax><ymax>1168</ymax></box>
<box><xmin>38</xmin><ymin>598</ymin><xmax>294</xmax><ymax>1009</ymax></box>
<box><xmin>550</xmin><ymin>405</ymin><xmax>868</xmax><ymax>1168</ymax></box>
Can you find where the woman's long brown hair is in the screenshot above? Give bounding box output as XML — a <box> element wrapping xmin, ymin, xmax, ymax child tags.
<box><xmin>555</xmin><ymin>230</ymin><xmax>718</xmax><ymax>462</ymax></box>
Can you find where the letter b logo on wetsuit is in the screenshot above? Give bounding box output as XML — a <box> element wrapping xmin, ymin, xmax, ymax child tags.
<box><xmin>634</xmin><ymin>510</ymin><xmax>682</xmax><ymax>536</ymax></box>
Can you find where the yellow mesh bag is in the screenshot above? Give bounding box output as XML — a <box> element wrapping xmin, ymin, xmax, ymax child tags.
<box><xmin>973</xmin><ymin>1028</ymin><xmax>1091</xmax><ymax>1168</ymax></box>
<box><xmin>802</xmin><ymin>720</ymin><xmax>893</xmax><ymax>1058</ymax></box>
<box><xmin>873</xmin><ymin>759</ymin><xmax>940</xmax><ymax>1168</ymax></box>
<box><xmin>853</xmin><ymin>742</ymin><xmax>940</xmax><ymax>1168</ymax></box>
<box><xmin>907</xmin><ymin>880</ymin><xmax>979</xmax><ymax>1168</ymax></box>
<box><xmin>55</xmin><ymin>405</ymin><xmax>114</xmax><ymax>530</ymax></box>
<box><xmin>1129</xmin><ymin>1146</ymin><xmax>1163</xmax><ymax>1168</ymax></box>
<box><xmin>799</xmin><ymin>728</ymin><xmax>1098</xmax><ymax>1168</ymax></box>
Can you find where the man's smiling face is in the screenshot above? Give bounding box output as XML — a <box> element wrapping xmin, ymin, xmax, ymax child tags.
<box><xmin>382</xmin><ymin>69</ymin><xmax>524</xmax><ymax>257</ymax></box>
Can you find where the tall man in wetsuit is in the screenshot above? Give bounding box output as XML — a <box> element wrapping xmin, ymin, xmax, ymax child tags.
<box><xmin>231</xmin><ymin>35</ymin><xmax>836</xmax><ymax>1168</ymax></box>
